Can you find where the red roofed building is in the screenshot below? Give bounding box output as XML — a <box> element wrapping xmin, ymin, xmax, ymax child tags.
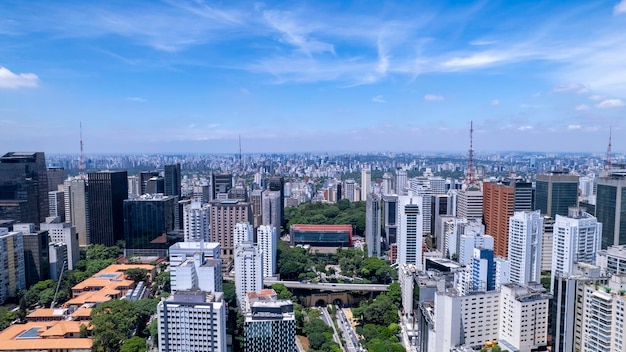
<box><xmin>289</xmin><ymin>224</ymin><xmax>352</xmax><ymax>247</ymax></box>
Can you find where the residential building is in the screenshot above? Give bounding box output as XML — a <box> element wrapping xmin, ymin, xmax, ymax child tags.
<box><xmin>0</xmin><ymin>228</ymin><xmax>25</xmax><ymax>304</ymax></box>
<box><xmin>498</xmin><ymin>283</ymin><xmax>550</xmax><ymax>352</ymax></box>
<box><xmin>361</xmin><ymin>165</ymin><xmax>371</xmax><ymax>201</ymax></box>
<box><xmin>257</xmin><ymin>225</ymin><xmax>276</xmax><ymax>278</ymax></box>
<box><xmin>209</xmin><ymin>199</ymin><xmax>252</xmax><ymax>261</ymax></box>
<box><xmin>508</xmin><ymin>211</ymin><xmax>543</xmax><ymax>285</ymax></box>
<box><xmin>183</xmin><ymin>201</ymin><xmax>210</xmax><ymax>242</ymax></box>
<box><xmin>365</xmin><ymin>193</ymin><xmax>382</xmax><ymax>257</ymax></box>
<box><xmin>397</xmin><ymin>195</ymin><xmax>423</xmax><ymax>268</ymax></box>
<box><xmin>244</xmin><ymin>289</ymin><xmax>296</xmax><ymax>352</ymax></box>
<box><xmin>235</xmin><ymin>242</ymin><xmax>263</xmax><ymax>311</ymax></box>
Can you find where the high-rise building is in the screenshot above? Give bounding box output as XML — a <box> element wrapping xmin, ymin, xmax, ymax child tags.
<box><xmin>383</xmin><ymin>194</ymin><xmax>398</xmax><ymax>246</ymax></box>
<box><xmin>123</xmin><ymin>194</ymin><xmax>177</xmax><ymax>257</ymax></box>
<box><xmin>210</xmin><ymin>199</ymin><xmax>252</xmax><ymax>261</ymax></box>
<box><xmin>596</xmin><ymin>244</ymin><xmax>626</xmax><ymax>275</ymax></box>
<box><xmin>40</xmin><ymin>216</ymin><xmax>79</xmax><ymax>270</ymax></box>
<box><xmin>484</xmin><ymin>178</ymin><xmax>534</xmax><ymax>257</ymax></box>
<box><xmin>551</xmin><ymin>207</ymin><xmax>602</xmax><ymax>292</ymax></box>
<box><xmin>262</xmin><ymin>190</ymin><xmax>281</xmax><ymax>231</ymax></box>
<box><xmin>139</xmin><ymin>171</ymin><xmax>160</xmax><ymax>195</ymax></box>
<box><xmin>157</xmin><ymin>291</ymin><xmax>227</xmax><ymax>352</ymax></box>
<box><xmin>0</xmin><ymin>152</ymin><xmax>49</xmax><ymax>226</ymax></box>
<box><xmin>63</xmin><ymin>178</ymin><xmax>89</xmax><ymax>248</ymax></box>
<box><xmin>48</xmin><ymin>242</ymin><xmax>67</xmax><ymax>281</ymax></box>
<box><xmin>233</xmin><ymin>222</ymin><xmax>254</xmax><ymax>248</ymax></box>
<box><xmin>580</xmin><ymin>274</ymin><xmax>626</xmax><ymax>352</ymax></box>
<box><xmin>15</xmin><ymin>223</ymin><xmax>50</xmax><ymax>288</ymax></box>
<box><xmin>431</xmin><ymin>194</ymin><xmax>450</xmax><ymax>242</ymax></box>
<box><xmin>212</xmin><ymin>173</ymin><xmax>233</xmax><ymax>200</ymax></box>
<box><xmin>145</xmin><ymin>176</ymin><xmax>164</xmax><ymax>194</ymax></box>
<box><xmin>235</xmin><ymin>242</ymin><xmax>263</xmax><ymax>311</ymax></box>
<box><xmin>88</xmin><ymin>171</ymin><xmax>128</xmax><ymax>247</ymax></box>
<box><xmin>46</xmin><ymin>167</ymin><xmax>66</xmax><ymax>192</ymax></box>
<box><xmin>535</xmin><ymin>171</ymin><xmax>579</xmax><ymax>218</ymax></box>
<box><xmin>0</xmin><ymin>228</ymin><xmax>25</xmax><ymax>304</ymax></box>
<box><xmin>361</xmin><ymin>165</ymin><xmax>371</xmax><ymax>201</ymax></box>
<box><xmin>164</xmin><ymin>163</ymin><xmax>181</xmax><ymax>197</ymax></box>
<box><xmin>396</xmin><ymin>168</ymin><xmax>407</xmax><ymax>194</ymax></box>
<box><xmin>508</xmin><ymin>210</ymin><xmax>543</xmax><ymax>285</ymax></box>
<box><xmin>366</xmin><ymin>193</ymin><xmax>382</xmax><ymax>257</ymax></box>
<box><xmin>596</xmin><ymin>172</ymin><xmax>626</xmax><ymax>249</ymax></box>
<box><xmin>250</xmin><ymin>190</ymin><xmax>263</xmax><ymax>228</ymax></box>
<box><xmin>456</xmin><ymin>188</ymin><xmax>483</xmax><ymax>221</ymax></box>
<box><xmin>183</xmin><ymin>201</ymin><xmax>210</xmax><ymax>242</ymax></box>
<box><xmin>409</xmin><ymin>178</ymin><xmax>433</xmax><ymax>236</ymax></box>
<box><xmin>498</xmin><ymin>283</ymin><xmax>550</xmax><ymax>352</ymax></box>
<box><xmin>244</xmin><ymin>289</ymin><xmax>296</xmax><ymax>352</ymax></box>
<box><xmin>169</xmin><ymin>241</ymin><xmax>221</xmax><ymax>293</ymax></box>
<box><xmin>48</xmin><ymin>190</ymin><xmax>65</xmax><ymax>222</ymax></box>
<box><xmin>257</xmin><ymin>225</ymin><xmax>276</xmax><ymax>278</ymax></box>
<box><xmin>268</xmin><ymin>176</ymin><xmax>285</xmax><ymax>227</ymax></box>
<box><xmin>397</xmin><ymin>195</ymin><xmax>423</xmax><ymax>268</ymax></box>
<box><xmin>382</xmin><ymin>172</ymin><xmax>393</xmax><ymax>195</ymax></box>
<box><xmin>344</xmin><ymin>179</ymin><xmax>356</xmax><ymax>202</ymax></box>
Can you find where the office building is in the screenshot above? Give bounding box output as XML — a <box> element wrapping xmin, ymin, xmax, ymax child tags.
<box><xmin>551</xmin><ymin>207</ymin><xmax>602</xmax><ymax>292</ymax></box>
<box><xmin>344</xmin><ymin>179</ymin><xmax>356</xmax><ymax>202</ymax></box>
<box><xmin>383</xmin><ymin>194</ymin><xmax>398</xmax><ymax>245</ymax></box>
<box><xmin>0</xmin><ymin>152</ymin><xmax>49</xmax><ymax>226</ymax></box>
<box><xmin>164</xmin><ymin>163</ymin><xmax>181</xmax><ymax>197</ymax></box>
<box><xmin>397</xmin><ymin>195</ymin><xmax>423</xmax><ymax>268</ymax></box>
<box><xmin>484</xmin><ymin>178</ymin><xmax>534</xmax><ymax>257</ymax></box>
<box><xmin>48</xmin><ymin>190</ymin><xmax>65</xmax><ymax>222</ymax></box>
<box><xmin>396</xmin><ymin>168</ymin><xmax>407</xmax><ymax>194</ymax></box>
<box><xmin>235</xmin><ymin>242</ymin><xmax>263</xmax><ymax>311</ymax></box>
<box><xmin>16</xmin><ymin>223</ymin><xmax>50</xmax><ymax>288</ymax></box>
<box><xmin>210</xmin><ymin>199</ymin><xmax>252</xmax><ymax>260</ymax></box>
<box><xmin>212</xmin><ymin>173</ymin><xmax>233</xmax><ymax>200</ymax></box>
<box><xmin>48</xmin><ymin>242</ymin><xmax>68</xmax><ymax>280</ymax></box>
<box><xmin>431</xmin><ymin>194</ymin><xmax>450</xmax><ymax>243</ymax></box>
<box><xmin>183</xmin><ymin>201</ymin><xmax>210</xmax><ymax>242</ymax></box>
<box><xmin>361</xmin><ymin>165</ymin><xmax>371</xmax><ymax>201</ymax></box>
<box><xmin>409</xmin><ymin>178</ymin><xmax>433</xmax><ymax>236</ymax></box>
<box><xmin>456</xmin><ymin>188</ymin><xmax>483</xmax><ymax>221</ymax></box>
<box><xmin>40</xmin><ymin>216</ymin><xmax>79</xmax><ymax>270</ymax></box>
<box><xmin>63</xmin><ymin>178</ymin><xmax>89</xmax><ymax>248</ymax></box>
<box><xmin>244</xmin><ymin>289</ymin><xmax>296</xmax><ymax>352</ymax></box>
<box><xmin>128</xmin><ymin>175</ymin><xmax>141</xmax><ymax>197</ymax></box>
<box><xmin>257</xmin><ymin>225</ymin><xmax>277</xmax><ymax>278</ymax></box>
<box><xmin>268</xmin><ymin>176</ymin><xmax>285</xmax><ymax>227</ymax></box>
<box><xmin>139</xmin><ymin>171</ymin><xmax>160</xmax><ymax>195</ymax></box>
<box><xmin>0</xmin><ymin>228</ymin><xmax>25</xmax><ymax>304</ymax></box>
<box><xmin>290</xmin><ymin>224</ymin><xmax>352</xmax><ymax>247</ymax></box>
<box><xmin>508</xmin><ymin>211</ymin><xmax>543</xmax><ymax>285</ymax></box>
<box><xmin>157</xmin><ymin>290</ymin><xmax>227</xmax><ymax>352</ymax></box>
<box><xmin>123</xmin><ymin>194</ymin><xmax>177</xmax><ymax>257</ymax></box>
<box><xmin>382</xmin><ymin>172</ymin><xmax>393</xmax><ymax>195</ymax></box>
<box><xmin>46</xmin><ymin>167</ymin><xmax>66</xmax><ymax>192</ymax></box>
<box><xmin>145</xmin><ymin>176</ymin><xmax>164</xmax><ymax>194</ymax></box>
<box><xmin>365</xmin><ymin>193</ymin><xmax>382</xmax><ymax>257</ymax></box>
<box><xmin>88</xmin><ymin>170</ymin><xmax>128</xmax><ymax>247</ymax></box>
<box><xmin>535</xmin><ymin>171</ymin><xmax>579</xmax><ymax>218</ymax></box>
<box><xmin>262</xmin><ymin>190</ymin><xmax>281</xmax><ymax>231</ymax></box>
<box><xmin>596</xmin><ymin>172</ymin><xmax>626</xmax><ymax>249</ymax></box>
<box><xmin>250</xmin><ymin>190</ymin><xmax>263</xmax><ymax>228</ymax></box>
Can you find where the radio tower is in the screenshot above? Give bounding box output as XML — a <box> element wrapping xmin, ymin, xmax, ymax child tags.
<box><xmin>78</xmin><ymin>122</ymin><xmax>87</xmax><ymax>180</ymax></box>
<box><xmin>605</xmin><ymin>126</ymin><xmax>612</xmax><ymax>173</ymax></box>
<box><xmin>465</xmin><ymin>121</ymin><xmax>477</xmax><ymax>187</ymax></box>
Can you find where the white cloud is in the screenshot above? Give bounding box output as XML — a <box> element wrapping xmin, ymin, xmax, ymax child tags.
<box><xmin>615</xmin><ymin>0</ymin><xmax>626</xmax><ymax>15</ymax></box>
<box><xmin>490</xmin><ymin>99</ymin><xmax>500</xmax><ymax>106</ymax></box>
<box><xmin>589</xmin><ymin>95</ymin><xmax>604</xmax><ymax>101</ymax></box>
<box><xmin>575</xmin><ymin>104</ymin><xmax>590</xmax><ymax>111</ymax></box>
<box><xmin>518</xmin><ymin>125</ymin><xmax>533</xmax><ymax>131</ymax></box>
<box><xmin>552</xmin><ymin>83</ymin><xmax>589</xmax><ymax>94</ymax></box>
<box><xmin>568</xmin><ymin>124</ymin><xmax>582</xmax><ymax>130</ymax></box>
<box><xmin>0</xmin><ymin>67</ymin><xmax>39</xmax><ymax>89</ymax></box>
<box><xmin>596</xmin><ymin>99</ymin><xmax>625</xmax><ymax>108</ymax></box>
<box><xmin>469</xmin><ymin>40</ymin><xmax>499</xmax><ymax>46</ymax></box>
<box><xmin>372</xmin><ymin>95</ymin><xmax>386</xmax><ymax>103</ymax></box>
<box><xmin>441</xmin><ymin>53</ymin><xmax>505</xmax><ymax>69</ymax></box>
<box><xmin>424</xmin><ymin>94</ymin><xmax>444</xmax><ymax>101</ymax></box>
<box><xmin>126</xmin><ymin>97</ymin><xmax>146</xmax><ymax>103</ymax></box>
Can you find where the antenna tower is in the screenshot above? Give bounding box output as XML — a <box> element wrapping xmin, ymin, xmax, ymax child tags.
<box><xmin>606</xmin><ymin>126</ymin><xmax>612</xmax><ymax>172</ymax></box>
<box><xmin>466</xmin><ymin>121</ymin><xmax>476</xmax><ymax>186</ymax></box>
<box><xmin>78</xmin><ymin>122</ymin><xmax>86</xmax><ymax>180</ymax></box>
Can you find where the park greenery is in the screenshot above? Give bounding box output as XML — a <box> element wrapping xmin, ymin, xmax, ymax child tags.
<box><xmin>284</xmin><ymin>199</ymin><xmax>366</xmax><ymax>236</ymax></box>
<box><xmin>352</xmin><ymin>284</ymin><xmax>405</xmax><ymax>352</ymax></box>
<box><xmin>0</xmin><ymin>307</ymin><xmax>16</xmax><ymax>331</ymax></box>
<box><xmin>304</xmin><ymin>312</ymin><xmax>342</xmax><ymax>352</ymax></box>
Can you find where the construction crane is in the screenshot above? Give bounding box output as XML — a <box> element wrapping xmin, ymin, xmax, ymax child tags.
<box><xmin>50</xmin><ymin>260</ymin><xmax>68</xmax><ymax>309</ymax></box>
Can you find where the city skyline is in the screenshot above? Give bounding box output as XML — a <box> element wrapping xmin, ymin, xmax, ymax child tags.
<box><xmin>1</xmin><ymin>0</ymin><xmax>626</xmax><ymax>153</ymax></box>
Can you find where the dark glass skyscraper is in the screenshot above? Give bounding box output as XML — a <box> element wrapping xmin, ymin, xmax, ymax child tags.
<box><xmin>268</xmin><ymin>176</ymin><xmax>284</xmax><ymax>227</ymax></box>
<box><xmin>212</xmin><ymin>173</ymin><xmax>233</xmax><ymax>200</ymax></box>
<box><xmin>123</xmin><ymin>195</ymin><xmax>177</xmax><ymax>257</ymax></box>
<box><xmin>88</xmin><ymin>171</ymin><xmax>128</xmax><ymax>247</ymax></box>
<box><xmin>535</xmin><ymin>172</ymin><xmax>579</xmax><ymax>218</ymax></box>
<box><xmin>0</xmin><ymin>152</ymin><xmax>49</xmax><ymax>226</ymax></box>
<box><xmin>596</xmin><ymin>172</ymin><xmax>626</xmax><ymax>249</ymax></box>
<box><xmin>164</xmin><ymin>163</ymin><xmax>181</xmax><ymax>197</ymax></box>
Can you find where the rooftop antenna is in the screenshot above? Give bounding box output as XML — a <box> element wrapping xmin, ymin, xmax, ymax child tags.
<box><xmin>465</xmin><ymin>121</ymin><xmax>477</xmax><ymax>187</ymax></box>
<box><xmin>78</xmin><ymin>122</ymin><xmax>86</xmax><ymax>180</ymax></box>
<box><xmin>606</xmin><ymin>126</ymin><xmax>612</xmax><ymax>173</ymax></box>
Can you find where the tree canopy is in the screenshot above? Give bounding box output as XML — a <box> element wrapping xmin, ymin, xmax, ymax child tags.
<box><xmin>285</xmin><ymin>200</ymin><xmax>366</xmax><ymax>236</ymax></box>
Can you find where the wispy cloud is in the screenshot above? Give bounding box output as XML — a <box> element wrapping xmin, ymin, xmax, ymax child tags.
<box><xmin>589</xmin><ymin>95</ymin><xmax>604</xmax><ymax>101</ymax></box>
<box><xmin>614</xmin><ymin>0</ymin><xmax>626</xmax><ymax>15</ymax></box>
<box><xmin>424</xmin><ymin>94</ymin><xmax>444</xmax><ymax>101</ymax></box>
<box><xmin>552</xmin><ymin>83</ymin><xmax>589</xmax><ymax>94</ymax></box>
<box><xmin>262</xmin><ymin>9</ymin><xmax>335</xmax><ymax>56</ymax></box>
<box><xmin>490</xmin><ymin>99</ymin><xmax>500</xmax><ymax>106</ymax></box>
<box><xmin>469</xmin><ymin>40</ymin><xmax>499</xmax><ymax>46</ymax></box>
<box><xmin>575</xmin><ymin>104</ymin><xmax>590</xmax><ymax>111</ymax></box>
<box><xmin>372</xmin><ymin>95</ymin><xmax>386</xmax><ymax>103</ymax></box>
<box><xmin>568</xmin><ymin>124</ymin><xmax>582</xmax><ymax>129</ymax></box>
<box><xmin>126</xmin><ymin>97</ymin><xmax>146</xmax><ymax>103</ymax></box>
<box><xmin>0</xmin><ymin>67</ymin><xmax>39</xmax><ymax>89</ymax></box>
<box><xmin>518</xmin><ymin>125</ymin><xmax>533</xmax><ymax>131</ymax></box>
<box><xmin>596</xmin><ymin>99</ymin><xmax>625</xmax><ymax>108</ymax></box>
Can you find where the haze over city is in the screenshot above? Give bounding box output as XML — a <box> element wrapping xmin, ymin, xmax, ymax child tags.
<box><xmin>1</xmin><ymin>0</ymin><xmax>626</xmax><ymax>153</ymax></box>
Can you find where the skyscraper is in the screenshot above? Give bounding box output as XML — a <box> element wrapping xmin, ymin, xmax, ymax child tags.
<box><xmin>183</xmin><ymin>201</ymin><xmax>210</xmax><ymax>242</ymax></box>
<box><xmin>0</xmin><ymin>152</ymin><xmax>49</xmax><ymax>226</ymax></box>
<box><xmin>483</xmin><ymin>178</ymin><xmax>534</xmax><ymax>257</ymax></box>
<box><xmin>551</xmin><ymin>207</ymin><xmax>601</xmax><ymax>292</ymax></box>
<box><xmin>233</xmin><ymin>222</ymin><xmax>253</xmax><ymax>248</ymax></box>
<box><xmin>268</xmin><ymin>176</ymin><xmax>285</xmax><ymax>227</ymax></box>
<box><xmin>396</xmin><ymin>168</ymin><xmax>407</xmax><ymax>194</ymax></box>
<box><xmin>535</xmin><ymin>171</ymin><xmax>579</xmax><ymax>218</ymax></box>
<box><xmin>46</xmin><ymin>167</ymin><xmax>66</xmax><ymax>192</ymax></box>
<box><xmin>16</xmin><ymin>223</ymin><xmax>50</xmax><ymax>288</ymax></box>
<box><xmin>262</xmin><ymin>190</ymin><xmax>281</xmax><ymax>231</ymax></box>
<box><xmin>41</xmin><ymin>217</ymin><xmax>80</xmax><ymax>270</ymax></box>
<box><xmin>0</xmin><ymin>228</ymin><xmax>25</xmax><ymax>304</ymax></box>
<box><xmin>123</xmin><ymin>194</ymin><xmax>177</xmax><ymax>257</ymax></box>
<box><xmin>456</xmin><ymin>188</ymin><xmax>483</xmax><ymax>221</ymax></box>
<box><xmin>361</xmin><ymin>165</ymin><xmax>371</xmax><ymax>201</ymax></box>
<box><xmin>212</xmin><ymin>173</ymin><xmax>233</xmax><ymax>200</ymax></box>
<box><xmin>257</xmin><ymin>225</ymin><xmax>277</xmax><ymax>278</ymax></box>
<box><xmin>508</xmin><ymin>210</ymin><xmax>543</xmax><ymax>285</ymax></box>
<box><xmin>48</xmin><ymin>190</ymin><xmax>65</xmax><ymax>222</ymax></box>
<box><xmin>596</xmin><ymin>172</ymin><xmax>626</xmax><ymax>249</ymax></box>
<box><xmin>244</xmin><ymin>289</ymin><xmax>296</xmax><ymax>352</ymax></box>
<box><xmin>235</xmin><ymin>242</ymin><xmax>263</xmax><ymax>311</ymax></box>
<box><xmin>383</xmin><ymin>194</ymin><xmax>398</xmax><ymax>246</ymax></box>
<box><xmin>88</xmin><ymin>171</ymin><xmax>128</xmax><ymax>247</ymax></box>
<box><xmin>63</xmin><ymin>178</ymin><xmax>89</xmax><ymax>248</ymax></box>
<box><xmin>344</xmin><ymin>179</ymin><xmax>356</xmax><ymax>202</ymax></box>
<box><xmin>397</xmin><ymin>195</ymin><xmax>423</xmax><ymax>268</ymax></box>
<box><xmin>210</xmin><ymin>199</ymin><xmax>252</xmax><ymax>261</ymax></box>
<box><xmin>365</xmin><ymin>193</ymin><xmax>382</xmax><ymax>257</ymax></box>
<box><xmin>164</xmin><ymin>163</ymin><xmax>181</xmax><ymax>197</ymax></box>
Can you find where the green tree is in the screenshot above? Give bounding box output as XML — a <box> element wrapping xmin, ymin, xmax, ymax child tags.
<box><xmin>90</xmin><ymin>299</ymin><xmax>137</xmax><ymax>352</ymax></box>
<box><xmin>125</xmin><ymin>268</ymin><xmax>149</xmax><ymax>283</ymax></box>
<box><xmin>86</xmin><ymin>244</ymin><xmax>122</xmax><ymax>261</ymax></box>
<box><xmin>0</xmin><ymin>307</ymin><xmax>16</xmax><ymax>330</ymax></box>
<box><xmin>121</xmin><ymin>336</ymin><xmax>147</xmax><ymax>352</ymax></box>
<box><xmin>387</xmin><ymin>282</ymin><xmax>402</xmax><ymax>306</ymax></box>
<box><xmin>270</xmin><ymin>283</ymin><xmax>293</xmax><ymax>300</ymax></box>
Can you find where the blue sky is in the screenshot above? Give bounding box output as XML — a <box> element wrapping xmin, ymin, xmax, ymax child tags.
<box><xmin>1</xmin><ymin>0</ymin><xmax>626</xmax><ymax>153</ymax></box>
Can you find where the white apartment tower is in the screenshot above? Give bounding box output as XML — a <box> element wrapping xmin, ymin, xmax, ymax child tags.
<box><xmin>551</xmin><ymin>207</ymin><xmax>602</xmax><ymax>292</ymax></box>
<box><xmin>581</xmin><ymin>274</ymin><xmax>626</xmax><ymax>352</ymax></box>
<box><xmin>508</xmin><ymin>210</ymin><xmax>543</xmax><ymax>285</ymax></box>
<box><xmin>257</xmin><ymin>225</ymin><xmax>277</xmax><ymax>278</ymax></box>
<box><xmin>361</xmin><ymin>165</ymin><xmax>371</xmax><ymax>201</ymax></box>
<box><xmin>233</xmin><ymin>222</ymin><xmax>254</xmax><ymax>249</ymax></box>
<box><xmin>183</xmin><ymin>201</ymin><xmax>210</xmax><ymax>242</ymax></box>
<box><xmin>157</xmin><ymin>291</ymin><xmax>227</xmax><ymax>352</ymax></box>
<box><xmin>235</xmin><ymin>242</ymin><xmax>264</xmax><ymax>311</ymax></box>
<box><xmin>397</xmin><ymin>195</ymin><xmax>423</xmax><ymax>268</ymax></box>
<box><xmin>499</xmin><ymin>283</ymin><xmax>550</xmax><ymax>352</ymax></box>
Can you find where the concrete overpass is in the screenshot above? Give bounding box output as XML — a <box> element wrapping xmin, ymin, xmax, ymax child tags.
<box><xmin>263</xmin><ymin>278</ymin><xmax>389</xmax><ymax>292</ymax></box>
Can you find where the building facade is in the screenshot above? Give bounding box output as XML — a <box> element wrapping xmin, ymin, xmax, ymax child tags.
<box><xmin>87</xmin><ymin>171</ymin><xmax>128</xmax><ymax>247</ymax></box>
